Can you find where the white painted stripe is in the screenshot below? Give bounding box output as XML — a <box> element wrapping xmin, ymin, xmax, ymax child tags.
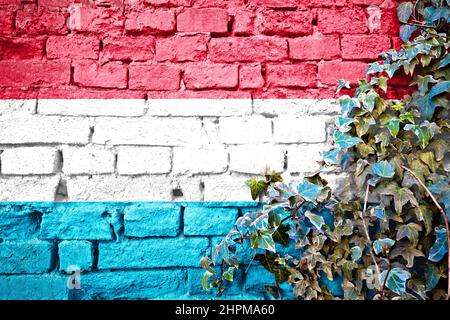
<box><xmin>0</xmin><ymin>98</ymin><xmax>340</xmax><ymax>202</ymax></box>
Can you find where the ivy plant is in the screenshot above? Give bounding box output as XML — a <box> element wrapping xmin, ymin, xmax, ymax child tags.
<box><xmin>201</xmin><ymin>0</ymin><xmax>450</xmax><ymax>300</ymax></box>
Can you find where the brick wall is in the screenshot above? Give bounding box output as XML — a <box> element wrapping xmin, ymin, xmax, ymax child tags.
<box><xmin>0</xmin><ymin>0</ymin><xmax>399</xmax><ymax>299</ymax></box>
<box><xmin>0</xmin><ymin>0</ymin><xmax>400</xmax><ymax>99</ymax></box>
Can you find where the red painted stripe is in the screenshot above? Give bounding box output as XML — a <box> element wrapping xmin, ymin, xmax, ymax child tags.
<box><xmin>0</xmin><ymin>0</ymin><xmax>405</xmax><ymax>100</ymax></box>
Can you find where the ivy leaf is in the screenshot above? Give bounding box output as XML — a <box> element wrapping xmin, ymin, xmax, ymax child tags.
<box><xmin>428</xmin><ymin>227</ymin><xmax>449</xmax><ymax>262</ymax></box>
<box><xmin>400</xmin><ymin>25</ymin><xmax>417</xmax><ymax>42</ymax></box>
<box><xmin>246</xmin><ymin>179</ymin><xmax>267</xmax><ymax>200</ymax></box>
<box><xmin>390</xmin><ymin>244</ymin><xmax>425</xmax><ymax>268</ymax></box>
<box><xmin>334</xmin><ymin>131</ymin><xmax>363</xmax><ymax>150</ymax></box>
<box><xmin>371</xmin><ymin>160</ymin><xmax>395</xmax><ymax>178</ymax></box>
<box><xmin>305</xmin><ymin>211</ymin><xmax>325</xmax><ymax>231</ymax></box>
<box><xmin>202</xmin><ymin>271</ymin><xmax>214</xmax><ymax>291</ymax></box>
<box><xmin>335</xmin><ymin>117</ymin><xmax>356</xmax><ymax>133</ymax></box>
<box><xmin>373</xmin><ymin>238</ymin><xmax>395</xmax><ymax>255</ymax></box>
<box><xmin>425</xmin><ymin>264</ymin><xmax>441</xmax><ymax>292</ymax></box>
<box><xmin>380</xmin><ymin>268</ymin><xmax>411</xmax><ymax>296</ymax></box>
<box><xmin>437</xmin><ymin>53</ymin><xmax>450</xmax><ymax>69</ymax></box>
<box><xmin>339</xmin><ymin>95</ymin><xmax>360</xmax><ymax>116</ymax></box>
<box><xmin>322</xmin><ymin>148</ymin><xmax>340</xmax><ymax>166</ymax></box>
<box><xmin>397</xmin><ymin>1</ymin><xmax>414</xmax><ymax>22</ymax></box>
<box><xmin>376</xmin><ymin>183</ymin><xmax>419</xmax><ymax>213</ymax></box>
<box><xmin>400</xmin><ymin>111</ymin><xmax>415</xmax><ymax>124</ymax></box>
<box><xmin>223</xmin><ymin>267</ymin><xmax>235</xmax><ymax>282</ymax></box>
<box><xmin>336</xmin><ymin>79</ymin><xmax>351</xmax><ymax>93</ymax></box>
<box><xmin>200</xmin><ymin>256</ymin><xmax>216</xmax><ymax>275</ymax></box>
<box><xmin>405</xmin><ymin>121</ymin><xmax>438</xmax><ymax>149</ymax></box>
<box><xmin>251</xmin><ymin>230</ymin><xmax>276</xmax><ymax>253</ymax></box>
<box><xmin>370</xmin><ymin>206</ymin><xmax>385</xmax><ymax>219</ymax></box>
<box><xmin>350</xmin><ymin>246</ymin><xmax>362</xmax><ymax>261</ymax></box>
<box><xmin>386</xmin><ymin>118</ymin><xmax>400</xmax><ymax>137</ymax></box>
<box><xmin>396</xmin><ymin>223</ymin><xmax>422</xmax><ymax>245</ymax></box>
<box><xmin>297</xmin><ymin>180</ymin><xmax>324</xmax><ymax>203</ymax></box>
<box><xmin>377</xmin><ymin>76</ymin><xmax>388</xmax><ymax>92</ymax></box>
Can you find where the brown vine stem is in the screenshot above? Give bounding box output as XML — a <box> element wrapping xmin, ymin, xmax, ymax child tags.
<box><xmin>361</xmin><ymin>183</ymin><xmax>381</xmax><ymax>281</ymax></box>
<box><xmin>402</xmin><ymin>166</ymin><xmax>450</xmax><ymax>300</ymax></box>
<box><xmin>380</xmin><ymin>264</ymin><xmax>392</xmax><ymax>300</ymax></box>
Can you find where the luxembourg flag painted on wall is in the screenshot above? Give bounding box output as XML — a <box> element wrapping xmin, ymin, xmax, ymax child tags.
<box><xmin>0</xmin><ymin>0</ymin><xmax>400</xmax><ymax>300</ymax></box>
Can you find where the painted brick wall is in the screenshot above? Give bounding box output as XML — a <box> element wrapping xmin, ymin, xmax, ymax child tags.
<box><xmin>0</xmin><ymin>0</ymin><xmax>400</xmax><ymax>300</ymax></box>
<box><xmin>0</xmin><ymin>0</ymin><xmax>402</xmax><ymax>99</ymax></box>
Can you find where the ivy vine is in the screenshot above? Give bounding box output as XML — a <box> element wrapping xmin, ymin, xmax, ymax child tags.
<box><xmin>201</xmin><ymin>0</ymin><xmax>450</xmax><ymax>300</ymax></box>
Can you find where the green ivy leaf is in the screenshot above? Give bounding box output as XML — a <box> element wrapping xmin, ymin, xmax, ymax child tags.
<box><xmin>405</xmin><ymin>121</ymin><xmax>438</xmax><ymax>149</ymax></box>
<box><xmin>350</xmin><ymin>246</ymin><xmax>362</xmax><ymax>261</ymax></box>
<box><xmin>297</xmin><ymin>180</ymin><xmax>324</xmax><ymax>203</ymax></box>
<box><xmin>380</xmin><ymin>268</ymin><xmax>411</xmax><ymax>296</ymax></box>
<box><xmin>397</xmin><ymin>1</ymin><xmax>414</xmax><ymax>22</ymax></box>
<box><xmin>386</xmin><ymin>118</ymin><xmax>400</xmax><ymax>137</ymax></box>
<box><xmin>339</xmin><ymin>95</ymin><xmax>360</xmax><ymax>116</ymax></box>
<box><xmin>400</xmin><ymin>25</ymin><xmax>417</xmax><ymax>42</ymax></box>
<box><xmin>396</xmin><ymin>223</ymin><xmax>422</xmax><ymax>245</ymax></box>
<box><xmin>335</xmin><ymin>117</ymin><xmax>356</xmax><ymax>133</ymax></box>
<box><xmin>373</xmin><ymin>238</ymin><xmax>395</xmax><ymax>255</ymax></box>
<box><xmin>200</xmin><ymin>256</ymin><xmax>216</xmax><ymax>275</ymax></box>
<box><xmin>223</xmin><ymin>267</ymin><xmax>235</xmax><ymax>282</ymax></box>
<box><xmin>202</xmin><ymin>271</ymin><xmax>214</xmax><ymax>291</ymax></box>
<box><xmin>322</xmin><ymin>148</ymin><xmax>340</xmax><ymax>166</ymax></box>
<box><xmin>334</xmin><ymin>131</ymin><xmax>363</xmax><ymax>150</ymax></box>
<box><xmin>425</xmin><ymin>264</ymin><xmax>441</xmax><ymax>291</ymax></box>
<box><xmin>428</xmin><ymin>227</ymin><xmax>449</xmax><ymax>262</ymax></box>
<box><xmin>376</xmin><ymin>183</ymin><xmax>419</xmax><ymax>213</ymax></box>
<box><xmin>305</xmin><ymin>211</ymin><xmax>325</xmax><ymax>231</ymax></box>
<box><xmin>371</xmin><ymin>160</ymin><xmax>395</xmax><ymax>178</ymax></box>
<box><xmin>251</xmin><ymin>230</ymin><xmax>276</xmax><ymax>253</ymax></box>
<box><xmin>437</xmin><ymin>53</ymin><xmax>450</xmax><ymax>69</ymax></box>
<box><xmin>390</xmin><ymin>244</ymin><xmax>425</xmax><ymax>268</ymax></box>
<box><xmin>246</xmin><ymin>179</ymin><xmax>267</xmax><ymax>200</ymax></box>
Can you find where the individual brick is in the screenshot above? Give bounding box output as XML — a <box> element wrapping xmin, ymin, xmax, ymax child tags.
<box><xmin>92</xmin><ymin>118</ymin><xmax>202</xmax><ymax>146</ymax></box>
<box><xmin>69</xmin><ymin>5</ymin><xmax>124</xmax><ymax>34</ymax></box>
<box><xmin>46</xmin><ymin>35</ymin><xmax>100</xmax><ymax>60</ymax></box>
<box><xmin>73</xmin><ymin>61</ymin><xmax>127</xmax><ymax>89</ymax></box>
<box><xmin>0</xmin><ymin>60</ymin><xmax>70</xmax><ymax>87</ymax></box>
<box><xmin>209</xmin><ymin>36</ymin><xmax>288</xmax><ymax>62</ymax></box>
<box><xmin>39</xmin><ymin>203</ymin><xmax>114</xmax><ymax>240</ymax></box>
<box><xmin>97</xmin><ymin>238</ymin><xmax>209</xmax><ymax>268</ymax></box>
<box><xmin>117</xmin><ymin>146</ymin><xmax>172</xmax><ymax>175</ymax></box>
<box><xmin>0</xmin><ymin>275</ymin><xmax>67</xmax><ymax>300</ymax></box>
<box><xmin>219</xmin><ymin>116</ymin><xmax>272</xmax><ymax>144</ymax></box>
<box><xmin>66</xmin><ymin>176</ymin><xmax>173</xmax><ymax>201</ymax></box>
<box><xmin>177</xmin><ymin>8</ymin><xmax>228</xmax><ymax>33</ymax></box>
<box><xmin>249</xmin><ymin>0</ymin><xmax>298</xmax><ymax>8</ymax></box>
<box><xmin>0</xmin><ymin>116</ymin><xmax>91</xmax><ymax>144</ymax></box>
<box><xmin>341</xmin><ymin>35</ymin><xmax>391</xmax><ymax>59</ymax></box>
<box><xmin>0</xmin><ymin>204</ymin><xmax>42</xmax><ymax>240</ymax></box>
<box><xmin>289</xmin><ymin>35</ymin><xmax>340</xmax><ymax>60</ymax></box>
<box><xmin>125</xmin><ymin>9</ymin><xmax>175</xmax><ymax>33</ymax></box>
<box><xmin>172</xmin><ymin>147</ymin><xmax>228</xmax><ymax>174</ymax></box>
<box><xmin>233</xmin><ymin>9</ymin><xmax>255</xmax><ymax>35</ymax></box>
<box><xmin>318</xmin><ymin>60</ymin><xmax>368</xmax><ymax>85</ymax></box>
<box><xmin>229</xmin><ymin>145</ymin><xmax>285</xmax><ymax>174</ymax></box>
<box><xmin>0</xmin><ymin>10</ymin><xmax>14</xmax><ymax>35</ymax></box>
<box><xmin>156</xmin><ymin>34</ymin><xmax>208</xmax><ymax>62</ymax></box>
<box><xmin>203</xmin><ymin>175</ymin><xmax>255</xmax><ymax>202</ymax></box>
<box><xmin>62</xmin><ymin>146</ymin><xmax>115</xmax><ymax>175</ymax></box>
<box><xmin>287</xmin><ymin>144</ymin><xmax>324</xmax><ymax>173</ymax></box>
<box><xmin>266</xmin><ymin>64</ymin><xmax>317</xmax><ymax>88</ymax></box>
<box><xmin>58</xmin><ymin>240</ymin><xmax>94</xmax><ymax>272</ymax></box>
<box><xmin>317</xmin><ymin>8</ymin><xmax>367</xmax><ymax>34</ymax></box>
<box><xmin>39</xmin><ymin>0</ymin><xmax>75</xmax><ymax>7</ymax></box>
<box><xmin>273</xmin><ymin>116</ymin><xmax>327</xmax><ymax>143</ymax></box>
<box><xmin>16</xmin><ymin>6</ymin><xmax>68</xmax><ymax>35</ymax></box>
<box><xmin>124</xmin><ymin>203</ymin><xmax>181</xmax><ymax>237</ymax></box>
<box><xmin>0</xmin><ymin>241</ymin><xmax>54</xmax><ymax>274</ymax></box>
<box><xmin>239</xmin><ymin>65</ymin><xmax>265</xmax><ymax>89</ymax></box>
<box><xmin>257</xmin><ymin>10</ymin><xmax>313</xmax><ymax>37</ymax></box>
<box><xmin>129</xmin><ymin>64</ymin><xmax>181</xmax><ymax>91</ymax></box>
<box><xmin>184</xmin><ymin>63</ymin><xmax>238</xmax><ymax>90</ymax></box>
<box><xmin>0</xmin><ymin>177</ymin><xmax>60</xmax><ymax>202</ymax></box>
<box><xmin>102</xmin><ymin>36</ymin><xmax>156</xmax><ymax>61</ymax></box>
<box><xmin>0</xmin><ymin>37</ymin><xmax>45</xmax><ymax>60</ymax></box>
<box><xmin>184</xmin><ymin>207</ymin><xmax>239</xmax><ymax>236</ymax></box>
<box><xmin>1</xmin><ymin>147</ymin><xmax>58</xmax><ymax>175</ymax></box>
<box><xmin>80</xmin><ymin>270</ymin><xmax>184</xmax><ymax>300</ymax></box>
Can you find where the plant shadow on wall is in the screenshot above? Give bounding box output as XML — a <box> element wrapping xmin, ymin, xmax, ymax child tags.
<box><xmin>201</xmin><ymin>0</ymin><xmax>450</xmax><ymax>300</ymax></box>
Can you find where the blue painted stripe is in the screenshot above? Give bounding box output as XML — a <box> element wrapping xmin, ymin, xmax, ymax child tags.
<box><xmin>0</xmin><ymin>201</ymin><xmax>289</xmax><ymax>300</ymax></box>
